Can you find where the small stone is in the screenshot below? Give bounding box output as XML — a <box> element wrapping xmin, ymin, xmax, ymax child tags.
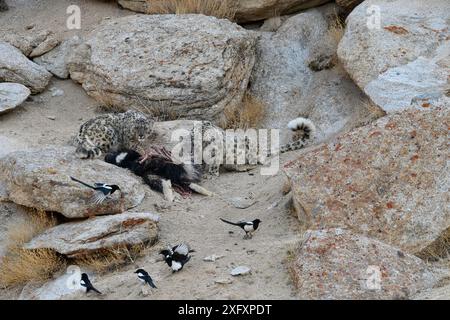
<box><xmin>50</xmin><ymin>87</ymin><xmax>64</xmax><ymax>97</ymax></box>
<box><xmin>230</xmin><ymin>266</ymin><xmax>251</xmax><ymax>276</ymax></box>
<box><xmin>215</xmin><ymin>278</ymin><xmax>233</xmax><ymax>285</ymax></box>
<box><xmin>203</xmin><ymin>254</ymin><xmax>224</xmax><ymax>262</ymax></box>
<box><xmin>229</xmin><ymin>196</ymin><xmax>256</xmax><ymax>209</ymax></box>
<box><xmin>47</xmin><ymin>116</ymin><xmax>56</xmax><ymax>120</ymax></box>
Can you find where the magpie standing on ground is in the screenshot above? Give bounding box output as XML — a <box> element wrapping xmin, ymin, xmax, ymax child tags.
<box><xmin>70</xmin><ymin>176</ymin><xmax>121</xmax><ymax>204</ymax></box>
<box><xmin>80</xmin><ymin>273</ymin><xmax>102</xmax><ymax>295</ymax></box>
<box><xmin>135</xmin><ymin>269</ymin><xmax>157</xmax><ymax>288</ymax></box>
<box><xmin>159</xmin><ymin>243</ymin><xmax>194</xmax><ymax>273</ymax></box>
<box><xmin>220</xmin><ymin>218</ymin><xmax>261</xmax><ymax>239</ymax></box>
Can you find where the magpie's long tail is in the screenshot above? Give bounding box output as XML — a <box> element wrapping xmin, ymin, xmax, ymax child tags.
<box><xmin>220</xmin><ymin>218</ymin><xmax>240</xmax><ymax>227</ymax></box>
<box><xmin>148</xmin><ymin>280</ymin><xmax>157</xmax><ymax>289</ymax></box>
<box><xmin>70</xmin><ymin>176</ymin><xmax>95</xmax><ymax>189</ymax></box>
<box><xmin>88</xmin><ymin>286</ymin><xmax>102</xmax><ymax>295</ymax></box>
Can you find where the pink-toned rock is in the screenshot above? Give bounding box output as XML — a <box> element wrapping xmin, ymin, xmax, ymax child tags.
<box><xmin>290</xmin><ymin>228</ymin><xmax>441</xmax><ymax>300</ymax></box>
<box><xmin>285</xmin><ymin>106</ymin><xmax>449</xmax><ymax>257</ymax></box>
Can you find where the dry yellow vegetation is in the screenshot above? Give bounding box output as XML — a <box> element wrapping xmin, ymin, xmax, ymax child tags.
<box><xmin>145</xmin><ymin>0</ymin><xmax>236</xmax><ymax>20</ymax></box>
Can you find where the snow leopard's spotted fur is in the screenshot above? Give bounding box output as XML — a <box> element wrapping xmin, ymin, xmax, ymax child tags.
<box><xmin>75</xmin><ymin>110</ymin><xmax>155</xmax><ymax>159</ymax></box>
<box><xmin>190</xmin><ymin>117</ymin><xmax>316</xmax><ymax>176</ymax></box>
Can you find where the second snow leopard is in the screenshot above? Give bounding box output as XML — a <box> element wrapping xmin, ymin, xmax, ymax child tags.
<box><xmin>140</xmin><ymin>117</ymin><xmax>316</xmax><ymax>176</ymax></box>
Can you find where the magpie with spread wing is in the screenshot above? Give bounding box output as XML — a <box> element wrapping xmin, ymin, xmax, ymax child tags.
<box><xmin>159</xmin><ymin>243</ymin><xmax>195</xmax><ymax>273</ymax></box>
<box><xmin>70</xmin><ymin>176</ymin><xmax>120</xmax><ymax>204</ymax></box>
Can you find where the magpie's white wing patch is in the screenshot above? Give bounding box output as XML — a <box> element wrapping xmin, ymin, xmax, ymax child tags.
<box><xmin>243</xmin><ymin>224</ymin><xmax>254</xmax><ymax>232</ymax></box>
<box><xmin>174</xmin><ymin>243</ymin><xmax>190</xmax><ymax>256</ymax></box>
<box><xmin>92</xmin><ymin>192</ymin><xmax>107</xmax><ymax>204</ymax></box>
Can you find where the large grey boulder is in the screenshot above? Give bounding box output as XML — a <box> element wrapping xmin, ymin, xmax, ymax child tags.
<box><xmin>68</xmin><ymin>14</ymin><xmax>257</xmax><ymax>122</ymax></box>
<box><xmin>0</xmin><ymin>41</ymin><xmax>52</xmax><ymax>93</ymax></box>
<box><xmin>290</xmin><ymin>228</ymin><xmax>442</xmax><ymax>300</ymax></box>
<box><xmin>117</xmin><ymin>0</ymin><xmax>331</xmax><ymax>23</ymax></box>
<box><xmin>24</xmin><ymin>212</ymin><xmax>159</xmax><ymax>258</ymax></box>
<box><xmin>284</xmin><ymin>104</ymin><xmax>449</xmax><ymax>257</ymax></box>
<box><xmin>0</xmin><ymin>147</ymin><xmax>145</xmax><ymax>218</ymax></box>
<box><xmin>0</xmin><ymin>83</ymin><xmax>30</xmax><ymax>114</ymax></box>
<box><xmin>34</xmin><ymin>36</ymin><xmax>82</xmax><ymax>79</ymax></box>
<box><xmin>337</xmin><ymin>0</ymin><xmax>450</xmax><ymax>113</ymax></box>
<box><xmin>250</xmin><ymin>5</ymin><xmax>384</xmax><ymax>143</ymax></box>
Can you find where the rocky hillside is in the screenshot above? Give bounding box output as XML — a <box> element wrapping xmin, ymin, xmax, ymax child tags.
<box><xmin>0</xmin><ymin>0</ymin><xmax>449</xmax><ymax>300</ymax></box>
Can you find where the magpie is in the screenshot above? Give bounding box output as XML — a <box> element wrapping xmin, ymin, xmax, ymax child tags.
<box><xmin>80</xmin><ymin>273</ymin><xmax>102</xmax><ymax>295</ymax></box>
<box><xmin>159</xmin><ymin>243</ymin><xmax>194</xmax><ymax>273</ymax></box>
<box><xmin>70</xmin><ymin>176</ymin><xmax>120</xmax><ymax>204</ymax></box>
<box><xmin>135</xmin><ymin>269</ymin><xmax>157</xmax><ymax>288</ymax></box>
<box><xmin>220</xmin><ymin>218</ymin><xmax>261</xmax><ymax>239</ymax></box>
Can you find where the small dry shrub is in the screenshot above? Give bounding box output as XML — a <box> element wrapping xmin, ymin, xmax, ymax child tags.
<box><xmin>327</xmin><ymin>14</ymin><xmax>345</xmax><ymax>47</ymax></box>
<box><xmin>73</xmin><ymin>243</ymin><xmax>149</xmax><ymax>274</ymax></box>
<box><xmin>0</xmin><ymin>209</ymin><xmax>65</xmax><ymax>288</ymax></box>
<box><xmin>221</xmin><ymin>93</ymin><xmax>266</xmax><ymax>130</ymax></box>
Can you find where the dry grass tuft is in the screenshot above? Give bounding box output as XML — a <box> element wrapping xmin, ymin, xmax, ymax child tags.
<box><xmin>139</xmin><ymin>101</ymin><xmax>180</xmax><ymax>121</ymax></box>
<box><xmin>0</xmin><ymin>209</ymin><xmax>65</xmax><ymax>288</ymax></box>
<box><xmin>327</xmin><ymin>14</ymin><xmax>345</xmax><ymax>47</ymax></box>
<box><xmin>221</xmin><ymin>93</ymin><xmax>266</xmax><ymax>130</ymax></box>
<box><xmin>416</xmin><ymin>228</ymin><xmax>450</xmax><ymax>262</ymax></box>
<box><xmin>145</xmin><ymin>0</ymin><xmax>237</xmax><ymax>20</ymax></box>
<box><xmin>73</xmin><ymin>243</ymin><xmax>149</xmax><ymax>273</ymax></box>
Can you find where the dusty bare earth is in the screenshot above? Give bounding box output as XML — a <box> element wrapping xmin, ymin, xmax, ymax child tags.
<box><xmin>0</xmin><ymin>77</ymin><xmax>307</xmax><ymax>300</ymax></box>
<box><xmin>0</xmin><ymin>0</ymin><xmax>311</xmax><ymax>300</ymax></box>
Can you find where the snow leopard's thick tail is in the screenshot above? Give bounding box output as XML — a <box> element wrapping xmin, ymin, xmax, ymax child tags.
<box><xmin>279</xmin><ymin>117</ymin><xmax>316</xmax><ymax>153</ymax></box>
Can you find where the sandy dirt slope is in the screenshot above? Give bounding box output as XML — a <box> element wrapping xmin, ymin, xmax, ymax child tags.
<box><xmin>0</xmin><ymin>0</ymin><xmax>132</xmax><ymax>39</ymax></box>
<box><xmin>0</xmin><ymin>76</ymin><xmax>307</xmax><ymax>299</ymax></box>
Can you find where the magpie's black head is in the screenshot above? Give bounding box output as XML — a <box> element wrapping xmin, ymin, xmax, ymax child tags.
<box><xmin>159</xmin><ymin>249</ymin><xmax>171</xmax><ymax>257</ymax></box>
<box><xmin>253</xmin><ymin>219</ymin><xmax>261</xmax><ymax>228</ymax></box>
<box><xmin>135</xmin><ymin>268</ymin><xmax>146</xmax><ymax>274</ymax></box>
<box><xmin>81</xmin><ymin>273</ymin><xmax>89</xmax><ymax>281</ymax></box>
<box><xmin>110</xmin><ymin>185</ymin><xmax>121</xmax><ymax>193</ymax></box>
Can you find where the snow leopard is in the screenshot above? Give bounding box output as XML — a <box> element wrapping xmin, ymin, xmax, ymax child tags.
<box><xmin>75</xmin><ymin>110</ymin><xmax>155</xmax><ymax>159</ymax></box>
<box><xmin>188</xmin><ymin>117</ymin><xmax>316</xmax><ymax>176</ymax></box>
